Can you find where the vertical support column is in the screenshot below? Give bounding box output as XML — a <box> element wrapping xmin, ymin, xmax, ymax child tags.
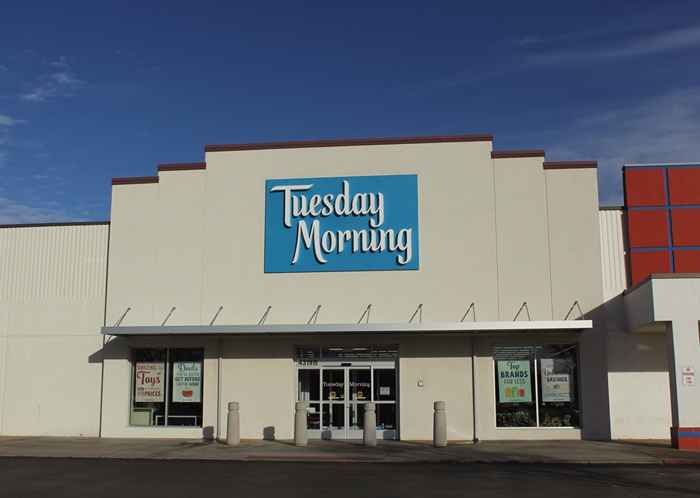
<box><xmin>226</xmin><ymin>402</ymin><xmax>240</xmax><ymax>446</ymax></box>
<box><xmin>295</xmin><ymin>401</ymin><xmax>308</xmax><ymax>446</ymax></box>
<box><xmin>363</xmin><ymin>403</ymin><xmax>377</xmax><ymax>446</ymax></box>
<box><xmin>433</xmin><ymin>401</ymin><xmax>447</xmax><ymax>447</ymax></box>
<box><xmin>666</xmin><ymin>320</ymin><xmax>700</xmax><ymax>450</ymax></box>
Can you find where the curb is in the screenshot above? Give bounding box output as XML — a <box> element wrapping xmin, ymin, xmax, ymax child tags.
<box><xmin>2</xmin><ymin>453</ymin><xmax>700</xmax><ymax>465</ymax></box>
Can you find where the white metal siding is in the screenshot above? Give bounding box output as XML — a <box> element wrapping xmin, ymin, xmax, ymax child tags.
<box><xmin>0</xmin><ymin>223</ymin><xmax>109</xmax><ymax>436</ymax></box>
<box><xmin>0</xmin><ymin>224</ymin><xmax>109</xmax><ymax>302</ymax></box>
<box><xmin>598</xmin><ymin>210</ymin><xmax>628</xmax><ymax>300</ymax></box>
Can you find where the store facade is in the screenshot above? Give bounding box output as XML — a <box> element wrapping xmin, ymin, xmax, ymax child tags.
<box><xmin>0</xmin><ymin>134</ymin><xmax>695</xmax><ymax>446</ymax></box>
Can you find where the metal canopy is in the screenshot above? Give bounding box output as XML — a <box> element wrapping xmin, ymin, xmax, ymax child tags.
<box><xmin>102</xmin><ymin>320</ymin><xmax>592</xmax><ymax>336</ymax></box>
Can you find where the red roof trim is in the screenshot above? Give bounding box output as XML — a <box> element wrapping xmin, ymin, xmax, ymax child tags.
<box><xmin>491</xmin><ymin>150</ymin><xmax>545</xmax><ymax>159</ymax></box>
<box><xmin>543</xmin><ymin>161</ymin><xmax>597</xmax><ymax>170</ymax></box>
<box><xmin>112</xmin><ymin>176</ymin><xmax>159</xmax><ymax>185</ymax></box>
<box><xmin>204</xmin><ymin>134</ymin><xmax>494</xmax><ymax>152</ymax></box>
<box><xmin>158</xmin><ymin>162</ymin><xmax>206</xmax><ymax>172</ymax></box>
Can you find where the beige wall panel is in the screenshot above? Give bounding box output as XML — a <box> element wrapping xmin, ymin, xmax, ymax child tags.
<box><xmin>107</xmin><ymin>185</ymin><xmax>159</xmax><ymax>326</ymax></box>
<box><xmin>200</xmin><ymin>142</ymin><xmax>499</xmax><ymax>325</ymax></box>
<box><xmin>493</xmin><ymin>157</ymin><xmax>552</xmax><ymax>321</ymax></box>
<box><xmin>608</xmin><ymin>370</ymin><xmax>671</xmax><ymax>439</ymax></box>
<box><xmin>100</xmin><ymin>338</ymin><xmax>131</xmax><ymax>436</ymax></box>
<box><xmin>152</xmin><ymin>171</ymin><xmax>207</xmax><ymax>325</ymax></box>
<box><xmin>2</xmin><ymin>335</ymin><xmax>103</xmax><ymax>436</ymax></box>
<box><xmin>605</xmin><ymin>300</ymin><xmax>670</xmax><ymax>439</ymax></box>
<box><xmin>0</xmin><ymin>334</ymin><xmax>6</xmax><ymax>435</ymax></box>
<box><xmin>578</xmin><ymin>322</ymin><xmax>611</xmax><ymax>440</ymax></box>
<box><xmin>6</xmin><ymin>300</ymin><xmax>106</xmax><ymax>335</ymax></box>
<box><xmin>474</xmin><ymin>333</ymin><xmax>581</xmax><ymax>440</ymax></box>
<box><xmin>398</xmin><ymin>335</ymin><xmax>473</xmax><ymax>440</ymax></box>
<box><xmin>219</xmin><ymin>336</ymin><xmax>296</xmax><ymax>440</ymax></box>
<box><xmin>599</xmin><ymin>209</ymin><xmax>628</xmax><ymax>300</ymax></box>
<box><xmin>545</xmin><ymin>169</ymin><xmax>603</xmax><ymax>318</ymax></box>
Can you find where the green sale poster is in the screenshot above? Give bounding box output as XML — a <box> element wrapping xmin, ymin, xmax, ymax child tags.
<box><xmin>497</xmin><ymin>360</ymin><xmax>532</xmax><ymax>403</ymax></box>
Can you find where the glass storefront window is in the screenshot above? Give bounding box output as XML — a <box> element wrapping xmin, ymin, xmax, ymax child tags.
<box><xmin>167</xmin><ymin>349</ymin><xmax>204</xmax><ymax>427</ymax></box>
<box><xmin>131</xmin><ymin>348</ymin><xmax>203</xmax><ymax>427</ymax></box>
<box><xmin>131</xmin><ymin>349</ymin><xmax>167</xmax><ymax>426</ymax></box>
<box><xmin>298</xmin><ymin>369</ymin><xmax>321</xmax><ymax>429</ymax></box>
<box><xmin>373</xmin><ymin>369</ymin><xmax>396</xmax><ymax>401</ymax></box>
<box><xmin>536</xmin><ymin>345</ymin><xmax>579</xmax><ymax>427</ymax></box>
<box><xmin>494</xmin><ymin>345</ymin><xmax>579</xmax><ymax>428</ymax></box>
<box><xmin>298</xmin><ymin>369</ymin><xmax>320</xmax><ymax>401</ymax></box>
<box><xmin>307</xmin><ymin>403</ymin><xmax>321</xmax><ymax>430</ymax></box>
<box><xmin>494</xmin><ymin>347</ymin><xmax>536</xmax><ymax>427</ymax></box>
<box><xmin>376</xmin><ymin>404</ymin><xmax>396</xmax><ymax>430</ymax></box>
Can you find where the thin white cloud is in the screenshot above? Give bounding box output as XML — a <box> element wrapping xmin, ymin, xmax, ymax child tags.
<box><xmin>20</xmin><ymin>56</ymin><xmax>85</xmax><ymax>102</ymax></box>
<box><xmin>0</xmin><ymin>114</ymin><xmax>24</xmax><ymax>126</ymax></box>
<box><xmin>0</xmin><ymin>196</ymin><xmax>77</xmax><ymax>224</ymax></box>
<box><xmin>526</xmin><ymin>24</ymin><xmax>700</xmax><ymax>66</ymax></box>
<box><xmin>433</xmin><ymin>23</ymin><xmax>700</xmax><ymax>90</ymax></box>
<box><xmin>544</xmin><ymin>86</ymin><xmax>700</xmax><ymax>204</ymax></box>
<box><xmin>49</xmin><ymin>55</ymin><xmax>69</xmax><ymax>68</ymax></box>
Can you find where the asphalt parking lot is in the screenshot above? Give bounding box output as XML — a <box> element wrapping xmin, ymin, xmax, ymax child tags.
<box><xmin>2</xmin><ymin>458</ymin><xmax>700</xmax><ymax>498</ymax></box>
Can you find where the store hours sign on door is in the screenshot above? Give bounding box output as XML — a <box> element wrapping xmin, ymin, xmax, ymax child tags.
<box><xmin>264</xmin><ymin>175</ymin><xmax>419</xmax><ymax>272</ymax></box>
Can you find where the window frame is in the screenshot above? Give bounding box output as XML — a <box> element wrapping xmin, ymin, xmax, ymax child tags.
<box><xmin>129</xmin><ymin>347</ymin><xmax>204</xmax><ymax>428</ymax></box>
<box><xmin>493</xmin><ymin>343</ymin><xmax>581</xmax><ymax>429</ymax></box>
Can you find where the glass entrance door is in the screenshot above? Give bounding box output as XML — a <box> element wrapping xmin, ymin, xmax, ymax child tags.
<box><xmin>321</xmin><ymin>368</ymin><xmax>346</xmax><ymax>439</ymax></box>
<box><xmin>297</xmin><ymin>356</ymin><xmax>397</xmax><ymax>440</ymax></box>
<box><xmin>347</xmin><ymin>367</ymin><xmax>371</xmax><ymax>438</ymax></box>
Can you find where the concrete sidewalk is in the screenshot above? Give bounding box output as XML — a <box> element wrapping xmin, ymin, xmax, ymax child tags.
<box><xmin>0</xmin><ymin>437</ymin><xmax>699</xmax><ymax>464</ymax></box>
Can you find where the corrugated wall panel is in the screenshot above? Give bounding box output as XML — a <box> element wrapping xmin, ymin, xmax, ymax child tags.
<box><xmin>599</xmin><ymin>209</ymin><xmax>628</xmax><ymax>300</ymax></box>
<box><xmin>0</xmin><ymin>224</ymin><xmax>109</xmax><ymax>302</ymax></box>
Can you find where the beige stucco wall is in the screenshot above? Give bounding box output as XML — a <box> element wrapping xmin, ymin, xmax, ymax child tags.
<box><xmin>0</xmin><ymin>224</ymin><xmax>109</xmax><ymax>436</ymax></box>
<box><xmin>494</xmin><ymin>157</ymin><xmax>552</xmax><ymax>320</ymax></box>
<box><xmin>591</xmin><ymin>209</ymin><xmax>672</xmax><ymax>440</ymax></box>
<box><xmin>108</xmin><ymin>142</ymin><xmax>603</xmax><ymax>328</ymax></box>
<box><xmin>102</xmin><ymin>140</ymin><xmax>605</xmax><ymax>440</ymax></box>
<box><xmin>0</xmin><ymin>140</ymin><xmax>679</xmax><ymax>441</ymax></box>
<box><xmin>399</xmin><ymin>335</ymin><xmax>473</xmax><ymax>441</ymax></box>
<box><xmin>547</xmin><ymin>169</ymin><xmax>603</xmax><ymax>319</ymax></box>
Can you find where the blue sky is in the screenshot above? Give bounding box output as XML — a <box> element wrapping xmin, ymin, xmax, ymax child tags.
<box><xmin>1</xmin><ymin>1</ymin><xmax>700</xmax><ymax>222</ymax></box>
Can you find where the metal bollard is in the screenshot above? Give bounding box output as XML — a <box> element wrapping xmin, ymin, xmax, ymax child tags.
<box><xmin>227</xmin><ymin>402</ymin><xmax>240</xmax><ymax>446</ymax></box>
<box><xmin>363</xmin><ymin>403</ymin><xmax>377</xmax><ymax>447</ymax></box>
<box><xmin>433</xmin><ymin>401</ymin><xmax>447</xmax><ymax>447</ymax></box>
<box><xmin>294</xmin><ymin>401</ymin><xmax>308</xmax><ymax>446</ymax></box>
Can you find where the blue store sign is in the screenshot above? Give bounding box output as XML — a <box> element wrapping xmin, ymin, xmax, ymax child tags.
<box><xmin>264</xmin><ymin>174</ymin><xmax>419</xmax><ymax>273</ymax></box>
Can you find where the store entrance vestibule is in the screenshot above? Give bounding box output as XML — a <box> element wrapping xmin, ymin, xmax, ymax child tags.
<box><xmin>296</xmin><ymin>346</ymin><xmax>398</xmax><ymax>440</ymax></box>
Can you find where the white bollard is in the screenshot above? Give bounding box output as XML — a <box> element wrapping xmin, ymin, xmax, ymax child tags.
<box><xmin>433</xmin><ymin>401</ymin><xmax>447</xmax><ymax>448</ymax></box>
<box><xmin>363</xmin><ymin>403</ymin><xmax>377</xmax><ymax>447</ymax></box>
<box><xmin>295</xmin><ymin>401</ymin><xmax>308</xmax><ymax>446</ymax></box>
<box><xmin>227</xmin><ymin>402</ymin><xmax>240</xmax><ymax>446</ymax></box>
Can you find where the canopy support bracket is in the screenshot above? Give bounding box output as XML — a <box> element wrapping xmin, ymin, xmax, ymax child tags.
<box><xmin>409</xmin><ymin>304</ymin><xmax>423</xmax><ymax>324</ymax></box>
<box><xmin>258</xmin><ymin>306</ymin><xmax>272</xmax><ymax>325</ymax></box>
<box><xmin>513</xmin><ymin>302</ymin><xmax>531</xmax><ymax>321</ymax></box>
